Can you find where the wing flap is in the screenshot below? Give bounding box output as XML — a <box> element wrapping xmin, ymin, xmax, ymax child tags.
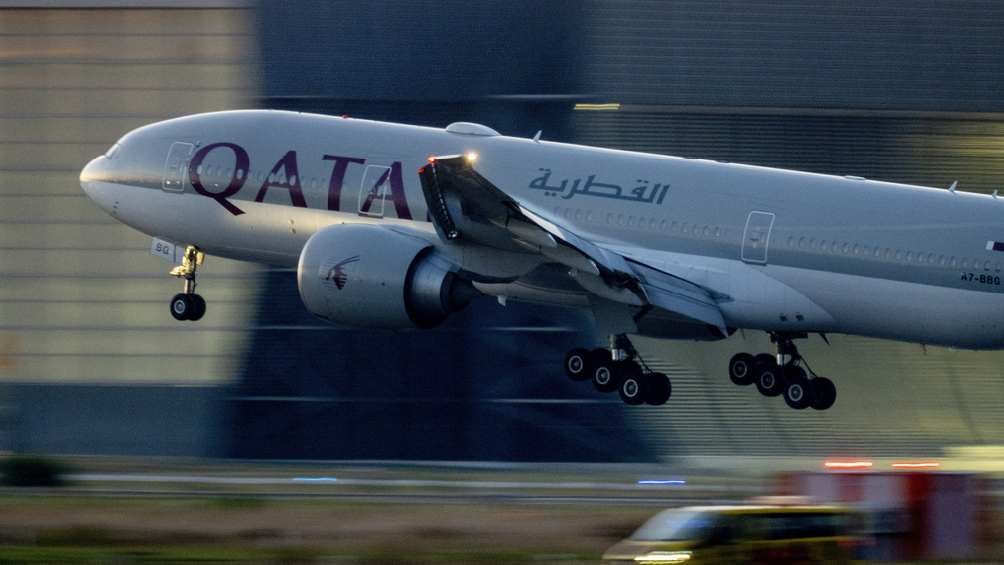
<box><xmin>418</xmin><ymin>154</ymin><xmax>727</xmax><ymax>333</ymax></box>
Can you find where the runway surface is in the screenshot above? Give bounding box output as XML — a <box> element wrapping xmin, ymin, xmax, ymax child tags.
<box><xmin>1</xmin><ymin>470</ymin><xmax>761</xmax><ymax>506</ymax></box>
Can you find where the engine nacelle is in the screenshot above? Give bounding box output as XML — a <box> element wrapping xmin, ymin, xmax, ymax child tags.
<box><xmin>297</xmin><ymin>224</ymin><xmax>475</xmax><ymax>328</ymax></box>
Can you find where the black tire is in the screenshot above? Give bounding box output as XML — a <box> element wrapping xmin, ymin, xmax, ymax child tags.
<box><xmin>783</xmin><ymin>366</ymin><xmax>811</xmax><ymax>410</ymax></box>
<box><xmin>618</xmin><ymin>372</ymin><xmax>646</xmax><ymax>405</ymax></box>
<box><xmin>811</xmin><ymin>376</ymin><xmax>837</xmax><ymax>411</ymax></box>
<box><xmin>644</xmin><ymin>372</ymin><xmax>672</xmax><ymax>406</ymax></box>
<box><xmin>754</xmin><ymin>360</ymin><xmax>785</xmax><ymax>397</ymax></box>
<box><xmin>189</xmin><ymin>294</ymin><xmax>206</xmax><ymax>321</ymax></box>
<box><xmin>591</xmin><ymin>356</ymin><xmax>620</xmax><ymax>393</ymax></box>
<box><xmin>170</xmin><ymin>293</ymin><xmax>192</xmax><ymax>321</ymax></box>
<box><xmin>753</xmin><ymin>353</ymin><xmax>775</xmax><ymax>368</ymax></box>
<box><xmin>564</xmin><ymin>348</ymin><xmax>591</xmax><ymax>381</ymax></box>
<box><xmin>728</xmin><ymin>353</ymin><xmax>755</xmax><ymax>386</ymax></box>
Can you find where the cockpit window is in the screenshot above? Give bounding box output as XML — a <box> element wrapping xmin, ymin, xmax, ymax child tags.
<box><xmin>105</xmin><ymin>143</ymin><xmax>121</xmax><ymax>159</ymax></box>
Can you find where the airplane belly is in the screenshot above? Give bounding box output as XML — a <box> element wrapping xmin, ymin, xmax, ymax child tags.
<box><xmin>766</xmin><ymin>265</ymin><xmax>1004</xmax><ymax>350</ymax></box>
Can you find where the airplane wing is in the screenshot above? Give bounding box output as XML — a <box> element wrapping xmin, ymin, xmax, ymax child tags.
<box><xmin>417</xmin><ymin>155</ymin><xmax>728</xmax><ymax>334</ymax></box>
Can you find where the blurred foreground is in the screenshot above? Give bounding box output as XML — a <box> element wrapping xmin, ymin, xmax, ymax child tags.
<box><xmin>2</xmin><ymin>457</ymin><xmax>1004</xmax><ymax>563</ymax></box>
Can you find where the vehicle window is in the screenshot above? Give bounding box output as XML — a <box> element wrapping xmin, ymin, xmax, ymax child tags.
<box><xmin>631</xmin><ymin>510</ymin><xmax>714</xmax><ymax>541</ymax></box>
<box><xmin>751</xmin><ymin>512</ymin><xmax>845</xmax><ymax>540</ymax></box>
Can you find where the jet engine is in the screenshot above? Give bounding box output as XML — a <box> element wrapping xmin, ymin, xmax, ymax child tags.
<box><xmin>297</xmin><ymin>224</ymin><xmax>476</xmax><ymax>328</ymax></box>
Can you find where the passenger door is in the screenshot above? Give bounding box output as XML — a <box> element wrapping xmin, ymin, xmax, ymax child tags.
<box><xmin>358</xmin><ymin>164</ymin><xmax>391</xmax><ymax>218</ymax></box>
<box><xmin>741</xmin><ymin>210</ymin><xmax>775</xmax><ymax>264</ymax></box>
<box><xmin>162</xmin><ymin>141</ymin><xmax>194</xmax><ymax>192</ymax></box>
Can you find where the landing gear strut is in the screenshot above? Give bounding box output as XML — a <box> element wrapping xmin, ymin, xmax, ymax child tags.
<box><xmin>728</xmin><ymin>332</ymin><xmax>836</xmax><ymax>411</ymax></box>
<box><xmin>564</xmin><ymin>335</ymin><xmax>671</xmax><ymax>406</ymax></box>
<box><xmin>168</xmin><ymin>245</ymin><xmax>206</xmax><ymax>322</ymax></box>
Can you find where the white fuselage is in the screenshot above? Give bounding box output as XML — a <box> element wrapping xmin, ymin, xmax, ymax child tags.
<box><xmin>80</xmin><ymin>110</ymin><xmax>1004</xmax><ymax>349</ymax></box>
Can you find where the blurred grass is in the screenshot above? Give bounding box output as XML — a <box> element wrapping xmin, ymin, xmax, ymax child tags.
<box><xmin>0</xmin><ymin>495</ymin><xmax>643</xmax><ymax>563</ymax></box>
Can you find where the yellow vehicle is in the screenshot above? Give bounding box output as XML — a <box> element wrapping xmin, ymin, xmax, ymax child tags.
<box><xmin>602</xmin><ymin>504</ymin><xmax>857</xmax><ymax>564</ymax></box>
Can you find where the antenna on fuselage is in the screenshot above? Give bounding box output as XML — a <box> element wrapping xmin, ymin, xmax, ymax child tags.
<box><xmin>993</xmin><ymin>190</ymin><xmax>999</xmax><ymax>199</ymax></box>
<box><xmin>948</xmin><ymin>180</ymin><xmax>958</xmax><ymax>193</ymax></box>
<box><xmin>532</xmin><ymin>130</ymin><xmax>542</xmax><ymax>143</ymax></box>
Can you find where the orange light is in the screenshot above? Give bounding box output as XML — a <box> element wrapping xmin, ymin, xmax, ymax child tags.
<box><xmin>891</xmin><ymin>461</ymin><xmax>940</xmax><ymax>469</ymax></box>
<box><xmin>824</xmin><ymin>460</ymin><xmax>873</xmax><ymax>470</ymax></box>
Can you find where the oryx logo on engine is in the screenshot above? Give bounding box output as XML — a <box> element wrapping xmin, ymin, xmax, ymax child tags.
<box><xmin>323</xmin><ymin>255</ymin><xmax>360</xmax><ymax>289</ymax></box>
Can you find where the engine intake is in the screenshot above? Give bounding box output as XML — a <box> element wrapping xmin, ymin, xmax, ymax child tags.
<box><xmin>297</xmin><ymin>224</ymin><xmax>475</xmax><ymax>328</ymax></box>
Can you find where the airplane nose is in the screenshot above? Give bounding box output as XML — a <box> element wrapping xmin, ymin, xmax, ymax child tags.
<box><xmin>80</xmin><ymin>155</ymin><xmax>116</xmax><ymax>212</ymax></box>
<box><xmin>79</xmin><ymin>155</ymin><xmax>103</xmax><ymax>198</ymax></box>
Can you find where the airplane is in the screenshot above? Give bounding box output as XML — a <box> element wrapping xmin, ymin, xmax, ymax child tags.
<box><xmin>79</xmin><ymin>110</ymin><xmax>1004</xmax><ymax>411</ymax></box>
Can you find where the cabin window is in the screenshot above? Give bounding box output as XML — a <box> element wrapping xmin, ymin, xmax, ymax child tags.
<box><xmin>714</xmin><ymin>227</ymin><xmax>722</xmax><ymax>238</ymax></box>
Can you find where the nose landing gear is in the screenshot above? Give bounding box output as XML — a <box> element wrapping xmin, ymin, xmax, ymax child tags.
<box><xmin>563</xmin><ymin>335</ymin><xmax>672</xmax><ymax>406</ymax></box>
<box><xmin>168</xmin><ymin>245</ymin><xmax>206</xmax><ymax>322</ymax></box>
<box><xmin>728</xmin><ymin>332</ymin><xmax>836</xmax><ymax>411</ymax></box>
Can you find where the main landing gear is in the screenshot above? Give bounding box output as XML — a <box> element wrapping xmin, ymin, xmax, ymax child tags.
<box><xmin>564</xmin><ymin>335</ymin><xmax>671</xmax><ymax>406</ymax></box>
<box><xmin>727</xmin><ymin>332</ymin><xmax>836</xmax><ymax>411</ymax></box>
<box><xmin>168</xmin><ymin>245</ymin><xmax>206</xmax><ymax>322</ymax></box>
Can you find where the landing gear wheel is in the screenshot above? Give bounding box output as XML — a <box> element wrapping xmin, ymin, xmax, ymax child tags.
<box><xmin>754</xmin><ymin>360</ymin><xmax>785</xmax><ymax>397</ymax></box>
<box><xmin>728</xmin><ymin>353</ymin><xmax>755</xmax><ymax>386</ymax></box>
<box><xmin>591</xmin><ymin>356</ymin><xmax>620</xmax><ymax>393</ymax></box>
<box><xmin>618</xmin><ymin>370</ymin><xmax>647</xmax><ymax>405</ymax></box>
<box><xmin>564</xmin><ymin>348</ymin><xmax>591</xmax><ymax>381</ymax></box>
<box><xmin>643</xmin><ymin>372</ymin><xmax>671</xmax><ymax>406</ymax></box>
<box><xmin>810</xmin><ymin>376</ymin><xmax>837</xmax><ymax>411</ymax></box>
<box><xmin>783</xmin><ymin>366</ymin><xmax>811</xmax><ymax>410</ymax></box>
<box><xmin>188</xmin><ymin>294</ymin><xmax>206</xmax><ymax>321</ymax></box>
<box><xmin>170</xmin><ymin>293</ymin><xmax>193</xmax><ymax>321</ymax></box>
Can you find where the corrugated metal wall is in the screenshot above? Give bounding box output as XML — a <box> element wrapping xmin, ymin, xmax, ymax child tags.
<box><xmin>574</xmin><ymin>1</ymin><xmax>1004</xmax><ymax>457</ymax></box>
<box><xmin>0</xmin><ymin>8</ymin><xmax>257</xmax><ymax>384</ymax></box>
<box><xmin>579</xmin><ymin>0</ymin><xmax>1004</xmax><ymax>111</ymax></box>
<box><xmin>0</xmin><ymin>7</ymin><xmax>256</xmax><ymax>454</ymax></box>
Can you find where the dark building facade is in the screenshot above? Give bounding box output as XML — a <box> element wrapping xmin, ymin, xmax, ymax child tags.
<box><xmin>6</xmin><ymin>1</ymin><xmax>1004</xmax><ymax>460</ymax></box>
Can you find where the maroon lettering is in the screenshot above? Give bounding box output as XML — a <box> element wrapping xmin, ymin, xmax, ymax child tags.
<box><xmin>322</xmin><ymin>154</ymin><xmax>365</xmax><ymax>211</ymax></box>
<box><xmin>188</xmin><ymin>142</ymin><xmax>249</xmax><ymax>216</ymax></box>
<box><xmin>359</xmin><ymin>168</ymin><xmax>391</xmax><ymax>215</ymax></box>
<box><xmin>255</xmin><ymin>150</ymin><xmax>307</xmax><ymax>208</ymax></box>
<box><xmin>386</xmin><ymin>162</ymin><xmax>412</xmax><ymax>220</ymax></box>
